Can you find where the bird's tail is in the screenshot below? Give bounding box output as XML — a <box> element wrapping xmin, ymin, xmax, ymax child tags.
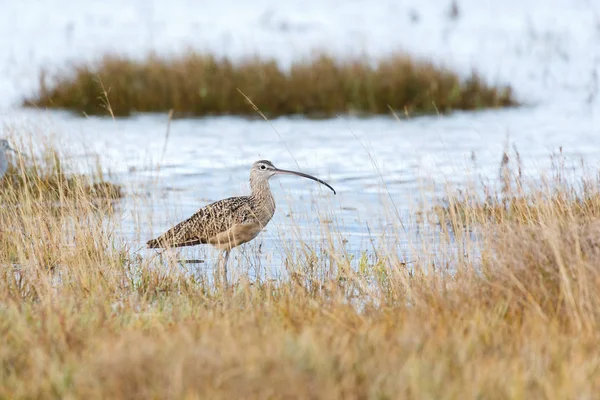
<box><xmin>147</xmin><ymin>231</ymin><xmax>180</xmax><ymax>248</ymax></box>
<box><xmin>146</xmin><ymin>237</ymin><xmax>164</xmax><ymax>248</ymax></box>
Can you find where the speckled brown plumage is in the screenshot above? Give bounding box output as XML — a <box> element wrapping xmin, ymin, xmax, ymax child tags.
<box><xmin>146</xmin><ymin>160</ymin><xmax>335</xmax><ymax>282</ymax></box>
<box><xmin>146</xmin><ymin>193</ymin><xmax>274</xmax><ymax>250</ymax></box>
<box><xmin>147</xmin><ymin>161</ymin><xmax>278</xmax><ymax>250</ymax></box>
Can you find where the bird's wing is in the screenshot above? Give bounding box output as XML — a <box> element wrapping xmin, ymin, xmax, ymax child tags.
<box><xmin>147</xmin><ymin>196</ymin><xmax>254</xmax><ymax>248</ymax></box>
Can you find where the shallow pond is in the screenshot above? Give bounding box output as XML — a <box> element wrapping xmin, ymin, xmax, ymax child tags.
<box><xmin>2</xmin><ymin>103</ymin><xmax>597</xmax><ymax>277</ymax></box>
<box><xmin>1</xmin><ymin>0</ymin><xmax>599</xmax><ymax>277</ymax></box>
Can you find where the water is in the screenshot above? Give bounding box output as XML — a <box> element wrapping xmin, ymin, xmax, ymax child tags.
<box><xmin>1</xmin><ymin>0</ymin><xmax>599</xmax><ymax>275</ymax></box>
<box><xmin>2</xmin><ymin>104</ymin><xmax>598</xmax><ymax>276</ymax></box>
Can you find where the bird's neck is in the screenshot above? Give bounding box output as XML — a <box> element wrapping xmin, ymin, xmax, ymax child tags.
<box><xmin>250</xmin><ymin>178</ymin><xmax>272</xmax><ymax>200</ymax></box>
<box><xmin>250</xmin><ymin>178</ymin><xmax>276</xmax><ymax>215</ymax></box>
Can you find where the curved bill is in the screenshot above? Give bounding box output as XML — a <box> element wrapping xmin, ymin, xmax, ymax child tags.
<box><xmin>273</xmin><ymin>168</ymin><xmax>336</xmax><ymax>195</ymax></box>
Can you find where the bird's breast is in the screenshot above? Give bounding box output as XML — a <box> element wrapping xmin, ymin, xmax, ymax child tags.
<box><xmin>208</xmin><ymin>221</ymin><xmax>264</xmax><ymax>250</ymax></box>
<box><xmin>254</xmin><ymin>199</ymin><xmax>276</xmax><ymax>227</ymax></box>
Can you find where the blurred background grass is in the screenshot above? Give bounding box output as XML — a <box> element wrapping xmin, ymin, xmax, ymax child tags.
<box><xmin>27</xmin><ymin>53</ymin><xmax>516</xmax><ymax>117</ymax></box>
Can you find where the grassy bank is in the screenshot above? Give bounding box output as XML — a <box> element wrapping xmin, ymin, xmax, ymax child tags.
<box><xmin>2</xmin><ymin>137</ymin><xmax>600</xmax><ymax>397</ymax></box>
<box><xmin>26</xmin><ymin>53</ymin><xmax>516</xmax><ymax>118</ymax></box>
<box><xmin>0</xmin><ymin>134</ymin><xmax>122</xmax><ymax>202</ymax></box>
<box><xmin>0</xmin><ymin>132</ymin><xmax>123</xmax><ymax>267</ymax></box>
<box><xmin>433</xmin><ymin>147</ymin><xmax>600</xmax><ymax>232</ymax></box>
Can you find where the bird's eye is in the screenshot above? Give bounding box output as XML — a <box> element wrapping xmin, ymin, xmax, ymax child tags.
<box><xmin>260</xmin><ymin>165</ymin><xmax>267</xmax><ymax>170</ymax></box>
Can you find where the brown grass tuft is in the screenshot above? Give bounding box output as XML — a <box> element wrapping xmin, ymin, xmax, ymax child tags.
<box><xmin>0</xmin><ymin>140</ymin><xmax>122</xmax><ymax>202</ymax></box>
<box><xmin>26</xmin><ymin>53</ymin><xmax>516</xmax><ymax>117</ymax></box>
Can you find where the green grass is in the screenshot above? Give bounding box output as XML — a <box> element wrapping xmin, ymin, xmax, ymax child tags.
<box><xmin>26</xmin><ymin>53</ymin><xmax>517</xmax><ymax>118</ymax></box>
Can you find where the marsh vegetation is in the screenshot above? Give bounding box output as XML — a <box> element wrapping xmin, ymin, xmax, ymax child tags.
<box><xmin>26</xmin><ymin>53</ymin><xmax>516</xmax><ymax>118</ymax></box>
<box><xmin>0</xmin><ymin>130</ymin><xmax>599</xmax><ymax>398</ymax></box>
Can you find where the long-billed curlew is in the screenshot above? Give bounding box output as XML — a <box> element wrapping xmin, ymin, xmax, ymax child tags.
<box><xmin>147</xmin><ymin>160</ymin><xmax>336</xmax><ymax>282</ymax></box>
<box><xmin>0</xmin><ymin>139</ymin><xmax>19</xmax><ymax>180</ymax></box>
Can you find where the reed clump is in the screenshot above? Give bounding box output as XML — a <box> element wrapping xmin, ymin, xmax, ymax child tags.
<box><xmin>26</xmin><ymin>53</ymin><xmax>516</xmax><ymax>117</ymax></box>
<box><xmin>0</xmin><ymin>132</ymin><xmax>123</xmax><ymax>266</ymax></box>
<box><xmin>0</xmin><ymin>139</ymin><xmax>122</xmax><ymax>202</ymax></box>
<box><xmin>2</xmin><ymin>137</ymin><xmax>600</xmax><ymax>398</ymax></box>
<box><xmin>434</xmin><ymin>148</ymin><xmax>600</xmax><ymax>232</ymax></box>
<box><xmin>435</xmin><ymin>183</ymin><xmax>600</xmax><ymax>235</ymax></box>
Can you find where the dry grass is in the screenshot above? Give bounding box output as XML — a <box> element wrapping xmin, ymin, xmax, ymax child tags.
<box><xmin>25</xmin><ymin>53</ymin><xmax>516</xmax><ymax>118</ymax></box>
<box><xmin>2</xmin><ymin>134</ymin><xmax>600</xmax><ymax>398</ymax></box>
<box><xmin>433</xmin><ymin>147</ymin><xmax>600</xmax><ymax>232</ymax></box>
<box><xmin>0</xmin><ymin>135</ymin><xmax>122</xmax><ymax>202</ymax></box>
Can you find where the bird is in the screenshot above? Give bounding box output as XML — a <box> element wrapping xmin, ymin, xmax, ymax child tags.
<box><xmin>0</xmin><ymin>139</ymin><xmax>20</xmax><ymax>180</ymax></box>
<box><xmin>147</xmin><ymin>160</ymin><xmax>336</xmax><ymax>283</ymax></box>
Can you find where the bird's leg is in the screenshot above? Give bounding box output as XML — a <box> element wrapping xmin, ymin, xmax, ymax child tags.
<box><xmin>215</xmin><ymin>250</ymin><xmax>228</xmax><ymax>288</ymax></box>
<box><xmin>220</xmin><ymin>250</ymin><xmax>231</xmax><ymax>288</ymax></box>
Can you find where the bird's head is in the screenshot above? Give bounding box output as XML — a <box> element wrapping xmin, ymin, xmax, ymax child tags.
<box><xmin>251</xmin><ymin>160</ymin><xmax>278</xmax><ymax>179</ymax></box>
<box><xmin>250</xmin><ymin>160</ymin><xmax>336</xmax><ymax>194</ymax></box>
